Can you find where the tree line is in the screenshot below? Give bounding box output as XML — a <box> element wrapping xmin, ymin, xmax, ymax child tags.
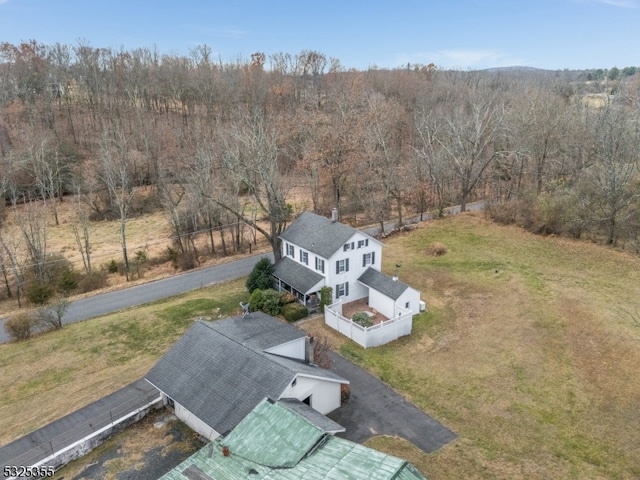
<box><xmin>1</xmin><ymin>40</ymin><xmax>640</xmax><ymax>309</ymax></box>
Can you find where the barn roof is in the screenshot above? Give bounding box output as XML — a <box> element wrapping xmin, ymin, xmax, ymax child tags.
<box><xmin>146</xmin><ymin>314</ymin><xmax>345</xmax><ymax>436</ymax></box>
<box><xmin>159</xmin><ymin>398</ymin><xmax>428</xmax><ymax>480</ymax></box>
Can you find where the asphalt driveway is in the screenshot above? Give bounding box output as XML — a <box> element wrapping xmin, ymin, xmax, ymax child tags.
<box><xmin>326</xmin><ymin>351</ymin><xmax>456</xmax><ymax>454</ymax></box>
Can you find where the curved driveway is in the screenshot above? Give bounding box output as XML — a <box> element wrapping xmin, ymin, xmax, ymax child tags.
<box><xmin>327</xmin><ymin>352</ymin><xmax>456</xmax><ymax>453</ymax></box>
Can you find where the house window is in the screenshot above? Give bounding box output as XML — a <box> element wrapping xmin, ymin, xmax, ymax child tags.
<box><xmin>405</xmin><ymin>302</ymin><xmax>410</xmax><ymax>308</ymax></box>
<box><xmin>357</xmin><ymin>239</ymin><xmax>369</xmax><ymax>248</ymax></box>
<box><xmin>362</xmin><ymin>252</ymin><xmax>375</xmax><ymax>267</ymax></box>
<box><xmin>316</xmin><ymin>257</ymin><xmax>325</xmax><ymax>273</ymax></box>
<box><xmin>343</xmin><ymin>242</ymin><xmax>354</xmax><ymax>252</ymax></box>
<box><xmin>300</xmin><ymin>250</ymin><xmax>308</xmax><ymax>265</ymax></box>
<box><xmin>286</xmin><ymin>244</ymin><xmax>294</xmax><ymax>257</ymax></box>
<box><xmin>336</xmin><ymin>282</ymin><xmax>349</xmax><ymax>299</ymax></box>
<box><xmin>336</xmin><ymin>258</ymin><xmax>349</xmax><ymax>274</ymax></box>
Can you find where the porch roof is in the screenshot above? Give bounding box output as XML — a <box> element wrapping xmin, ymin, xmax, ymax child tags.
<box><xmin>358</xmin><ymin>267</ymin><xmax>409</xmax><ymax>300</ymax></box>
<box><xmin>273</xmin><ymin>257</ymin><xmax>325</xmax><ymax>295</ymax></box>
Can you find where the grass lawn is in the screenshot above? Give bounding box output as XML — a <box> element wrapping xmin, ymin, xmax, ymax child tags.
<box><xmin>3</xmin><ymin>213</ymin><xmax>640</xmax><ymax>479</ymax></box>
<box><xmin>303</xmin><ymin>213</ymin><xmax>640</xmax><ymax>480</ymax></box>
<box><xmin>0</xmin><ymin>278</ymin><xmax>248</xmax><ymax>446</ymax></box>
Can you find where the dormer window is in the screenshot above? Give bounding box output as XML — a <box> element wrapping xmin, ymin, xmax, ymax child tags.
<box><xmin>343</xmin><ymin>242</ymin><xmax>354</xmax><ymax>252</ymax></box>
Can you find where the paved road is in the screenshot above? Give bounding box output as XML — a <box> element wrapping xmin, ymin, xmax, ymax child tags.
<box><xmin>0</xmin><ymin>253</ymin><xmax>274</xmax><ymax>343</ymax></box>
<box><xmin>327</xmin><ymin>352</ymin><xmax>456</xmax><ymax>453</ymax></box>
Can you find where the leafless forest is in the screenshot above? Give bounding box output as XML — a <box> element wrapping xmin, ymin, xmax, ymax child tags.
<box><xmin>1</xmin><ymin>41</ymin><xmax>639</xmax><ymax>307</ymax></box>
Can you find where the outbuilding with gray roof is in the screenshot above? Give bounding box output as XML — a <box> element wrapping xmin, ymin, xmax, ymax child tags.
<box><xmin>145</xmin><ymin>313</ymin><xmax>348</xmax><ymax>440</ymax></box>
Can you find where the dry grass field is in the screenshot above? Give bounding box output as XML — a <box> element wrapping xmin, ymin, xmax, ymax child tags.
<box><xmin>0</xmin><ymin>278</ymin><xmax>248</xmax><ymax>445</ymax></box>
<box><xmin>302</xmin><ymin>213</ymin><xmax>640</xmax><ymax>480</ymax></box>
<box><xmin>2</xmin><ymin>212</ymin><xmax>640</xmax><ymax>479</ymax></box>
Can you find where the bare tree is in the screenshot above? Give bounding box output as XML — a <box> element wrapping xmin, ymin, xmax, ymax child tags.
<box><xmin>363</xmin><ymin>91</ymin><xmax>411</xmax><ymax>227</ymax></box>
<box><xmin>99</xmin><ymin>124</ymin><xmax>136</xmax><ymax>280</ymax></box>
<box><xmin>438</xmin><ymin>78</ymin><xmax>505</xmax><ymax>212</ymax></box>
<box><xmin>414</xmin><ymin>106</ymin><xmax>455</xmax><ymax>217</ymax></box>
<box><xmin>218</xmin><ymin>111</ymin><xmax>290</xmax><ymax>260</ymax></box>
<box><xmin>70</xmin><ymin>180</ymin><xmax>93</xmax><ymax>273</ymax></box>
<box><xmin>584</xmin><ymin>102</ymin><xmax>640</xmax><ymax>245</ymax></box>
<box><xmin>15</xmin><ymin>198</ymin><xmax>48</xmax><ymax>283</ymax></box>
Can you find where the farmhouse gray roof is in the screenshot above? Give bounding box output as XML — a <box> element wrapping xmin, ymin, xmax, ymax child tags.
<box><xmin>145</xmin><ymin>318</ymin><xmax>346</xmax><ymax>436</ymax></box>
<box><xmin>280</xmin><ymin>210</ymin><xmax>372</xmax><ymax>259</ymax></box>
<box><xmin>272</xmin><ymin>257</ymin><xmax>325</xmax><ymax>294</ymax></box>
<box><xmin>358</xmin><ymin>267</ymin><xmax>410</xmax><ymax>300</ymax></box>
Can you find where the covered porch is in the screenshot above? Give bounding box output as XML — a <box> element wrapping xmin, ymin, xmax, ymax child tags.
<box><xmin>273</xmin><ymin>257</ymin><xmax>325</xmax><ymax>312</ymax></box>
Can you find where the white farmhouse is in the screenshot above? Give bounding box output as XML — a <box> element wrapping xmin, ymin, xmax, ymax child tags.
<box><xmin>273</xmin><ymin>210</ymin><xmax>423</xmax><ymax>347</ymax></box>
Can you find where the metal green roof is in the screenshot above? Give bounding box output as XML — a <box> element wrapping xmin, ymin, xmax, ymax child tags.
<box><xmin>225</xmin><ymin>398</ymin><xmax>325</xmax><ymax>468</ymax></box>
<box><xmin>159</xmin><ymin>398</ymin><xmax>428</xmax><ymax>480</ymax></box>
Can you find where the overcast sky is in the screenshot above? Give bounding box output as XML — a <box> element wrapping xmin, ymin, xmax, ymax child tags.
<box><xmin>1</xmin><ymin>0</ymin><xmax>638</xmax><ymax>70</ymax></box>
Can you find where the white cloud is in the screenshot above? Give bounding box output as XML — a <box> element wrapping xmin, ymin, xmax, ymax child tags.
<box><xmin>396</xmin><ymin>49</ymin><xmax>526</xmax><ymax>70</ymax></box>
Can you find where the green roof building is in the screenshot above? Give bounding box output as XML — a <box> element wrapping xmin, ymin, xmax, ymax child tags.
<box><xmin>160</xmin><ymin>397</ymin><xmax>427</xmax><ymax>480</ymax></box>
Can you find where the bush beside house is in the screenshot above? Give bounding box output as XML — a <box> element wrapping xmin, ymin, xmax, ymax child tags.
<box><xmin>246</xmin><ymin>257</ymin><xmax>274</xmax><ymax>293</ymax></box>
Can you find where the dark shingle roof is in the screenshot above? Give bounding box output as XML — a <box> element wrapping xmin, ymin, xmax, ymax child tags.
<box><xmin>280</xmin><ymin>211</ymin><xmax>362</xmax><ymax>259</ymax></box>
<box><xmin>210</xmin><ymin>311</ymin><xmax>305</xmax><ymax>351</ymax></box>
<box><xmin>358</xmin><ymin>267</ymin><xmax>409</xmax><ymax>300</ymax></box>
<box><xmin>146</xmin><ymin>321</ymin><xmax>292</xmax><ymax>435</ymax></box>
<box><xmin>146</xmin><ymin>317</ymin><xmax>346</xmax><ymax>436</ymax></box>
<box><xmin>272</xmin><ymin>257</ymin><xmax>325</xmax><ymax>294</ymax></box>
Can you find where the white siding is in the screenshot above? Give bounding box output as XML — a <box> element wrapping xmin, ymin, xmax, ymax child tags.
<box><xmin>264</xmin><ymin>337</ymin><xmax>306</xmax><ymax>360</ymax></box>
<box><xmin>174</xmin><ymin>402</ymin><xmax>220</xmax><ymax>441</ymax></box>
<box><xmin>368</xmin><ymin>290</ymin><xmax>396</xmax><ymax>319</ymax></box>
<box><xmin>279</xmin><ymin>376</ymin><xmax>344</xmax><ymax>415</ymax></box>
<box><xmin>395</xmin><ymin>287</ymin><xmax>421</xmax><ymax>317</ymax></box>
<box><xmin>325</xmin><ymin>232</ymin><xmax>383</xmax><ymax>303</ymax></box>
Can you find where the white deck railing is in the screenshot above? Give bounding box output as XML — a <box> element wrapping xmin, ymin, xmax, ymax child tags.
<box><xmin>324</xmin><ymin>301</ymin><xmax>413</xmax><ymax>348</ymax></box>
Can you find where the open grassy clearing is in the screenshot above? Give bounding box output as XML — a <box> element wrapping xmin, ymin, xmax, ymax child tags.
<box><xmin>3</xmin><ymin>212</ymin><xmax>640</xmax><ymax>479</ymax></box>
<box><xmin>303</xmin><ymin>213</ymin><xmax>640</xmax><ymax>480</ymax></box>
<box><xmin>0</xmin><ymin>278</ymin><xmax>248</xmax><ymax>446</ymax></box>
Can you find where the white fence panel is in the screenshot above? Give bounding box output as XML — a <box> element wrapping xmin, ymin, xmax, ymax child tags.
<box><xmin>325</xmin><ymin>303</ymin><xmax>413</xmax><ymax>348</ymax></box>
